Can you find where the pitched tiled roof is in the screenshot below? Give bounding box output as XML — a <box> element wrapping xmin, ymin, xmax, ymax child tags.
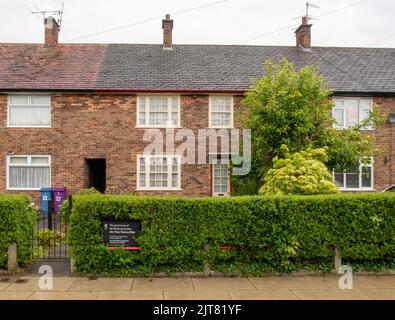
<box><xmin>0</xmin><ymin>44</ymin><xmax>107</xmax><ymax>90</ymax></box>
<box><xmin>0</xmin><ymin>43</ymin><xmax>394</xmax><ymax>93</ymax></box>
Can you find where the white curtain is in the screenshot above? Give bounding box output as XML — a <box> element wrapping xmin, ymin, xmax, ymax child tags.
<box><xmin>9</xmin><ymin>166</ymin><xmax>50</xmax><ymax>189</ymax></box>
<box><xmin>9</xmin><ymin>106</ymin><xmax>51</xmax><ymax>126</ymax></box>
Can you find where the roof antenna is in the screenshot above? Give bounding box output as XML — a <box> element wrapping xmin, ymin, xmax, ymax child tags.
<box><xmin>29</xmin><ymin>1</ymin><xmax>64</xmax><ymax>27</ymax></box>
<box><xmin>305</xmin><ymin>1</ymin><xmax>320</xmax><ymax>22</ymax></box>
<box><xmin>292</xmin><ymin>1</ymin><xmax>320</xmax><ymax>22</ymax></box>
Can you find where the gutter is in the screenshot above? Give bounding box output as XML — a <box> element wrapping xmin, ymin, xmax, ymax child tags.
<box><xmin>95</xmin><ymin>89</ymin><xmax>246</xmax><ymax>94</ymax></box>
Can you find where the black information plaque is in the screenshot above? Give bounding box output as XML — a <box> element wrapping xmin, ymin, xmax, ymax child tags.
<box><xmin>102</xmin><ymin>220</ymin><xmax>141</xmax><ymax>247</ymax></box>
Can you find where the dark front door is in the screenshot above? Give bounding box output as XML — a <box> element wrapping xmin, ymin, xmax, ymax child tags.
<box><xmin>86</xmin><ymin>159</ymin><xmax>106</xmax><ymax>193</ymax></box>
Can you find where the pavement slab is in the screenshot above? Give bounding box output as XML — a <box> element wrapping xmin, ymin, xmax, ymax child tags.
<box><xmin>250</xmin><ymin>276</ymin><xmax>314</xmax><ymax>289</ymax></box>
<box><xmin>291</xmin><ymin>289</ymin><xmax>364</xmax><ymax>300</ymax></box>
<box><xmin>5</xmin><ymin>277</ymin><xmax>75</xmax><ymax>291</ymax></box>
<box><xmin>164</xmin><ymin>290</ymin><xmax>232</xmax><ymax>300</ymax></box>
<box><xmin>0</xmin><ymin>291</ymin><xmax>33</xmax><ymax>300</ymax></box>
<box><xmin>228</xmin><ymin>289</ymin><xmax>298</xmax><ymax>300</ymax></box>
<box><xmin>133</xmin><ymin>278</ymin><xmax>193</xmax><ymax>291</ymax></box>
<box><xmin>69</xmin><ymin>278</ymin><xmax>133</xmax><ymax>292</ymax></box>
<box><xmin>355</xmin><ymin>288</ymin><xmax>395</xmax><ymax>300</ymax></box>
<box><xmin>30</xmin><ymin>291</ymin><xmax>99</xmax><ymax>300</ymax></box>
<box><xmin>97</xmin><ymin>291</ymin><xmax>164</xmax><ymax>300</ymax></box>
<box><xmin>192</xmin><ymin>278</ymin><xmax>255</xmax><ymax>290</ymax></box>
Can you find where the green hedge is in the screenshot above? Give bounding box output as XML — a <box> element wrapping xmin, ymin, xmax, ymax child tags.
<box><xmin>66</xmin><ymin>194</ymin><xmax>395</xmax><ymax>275</ymax></box>
<box><xmin>0</xmin><ymin>195</ymin><xmax>37</xmax><ymax>268</ymax></box>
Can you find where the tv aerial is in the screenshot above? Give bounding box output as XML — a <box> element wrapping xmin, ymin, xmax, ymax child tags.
<box><xmin>292</xmin><ymin>1</ymin><xmax>320</xmax><ymax>22</ymax></box>
<box><xmin>26</xmin><ymin>2</ymin><xmax>64</xmax><ymax>28</ymax></box>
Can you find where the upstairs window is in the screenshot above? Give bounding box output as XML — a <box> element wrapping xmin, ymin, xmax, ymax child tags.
<box><xmin>332</xmin><ymin>97</ymin><xmax>373</xmax><ymax>130</ymax></box>
<box><xmin>333</xmin><ymin>158</ymin><xmax>373</xmax><ymax>191</ymax></box>
<box><xmin>137</xmin><ymin>96</ymin><xmax>180</xmax><ymax>127</ymax></box>
<box><xmin>7</xmin><ymin>155</ymin><xmax>51</xmax><ymax>190</ymax></box>
<box><xmin>8</xmin><ymin>95</ymin><xmax>51</xmax><ymax>127</ymax></box>
<box><xmin>209</xmin><ymin>96</ymin><xmax>234</xmax><ymax>128</ymax></box>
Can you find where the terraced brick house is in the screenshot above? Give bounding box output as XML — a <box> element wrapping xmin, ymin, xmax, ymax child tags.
<box><xmin>0</xmin><ymin>15</ymin><xmax>395</xmax><ymax>203</ymax></box>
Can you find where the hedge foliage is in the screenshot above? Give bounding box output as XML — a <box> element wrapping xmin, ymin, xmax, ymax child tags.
<box><xmin>66</xmin><ymin>193</ymin><xmax>395</xmax><ymax>275</ymax></box>
<box><xmin>0</xmin><ymin>195</ymin><xmax>36</xmax><ymax>268</ymax></box>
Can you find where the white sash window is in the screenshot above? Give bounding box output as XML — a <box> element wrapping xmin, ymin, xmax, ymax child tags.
<box><xmin>137</xmin><ymin>96</ymin><xmax>180</xmax><ymax>127</ymax></box>
<box><xmin>137</xmin><ymin>155</ymin><xmax>181</xmax><ymax>190</ymax></box>
<box><xmin>209</xmin><ymin>96</ymin><xmax>234</xmax><ymax>128</ymax></box>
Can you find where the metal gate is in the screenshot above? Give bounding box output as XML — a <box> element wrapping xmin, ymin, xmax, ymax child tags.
<box><xmin>33</xmin><ymin>205</ymin><xmax>69</xmax><ymax>259</ymax></box>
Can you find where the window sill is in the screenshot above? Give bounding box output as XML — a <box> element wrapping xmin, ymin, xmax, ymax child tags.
<box><xmin>135</xmin><ymin>126</ymin><xmax>182</xmax><ymax>129</ymax></box>
<box><xmin>339</xmin><ymin>188</ymin><xmax>374</xmax><ymax>192</ymax></box>
<box><xmin>7</xmin><ymin>126</ymin><xmax>52</xmax><ymax>129</ymax></box>
<box><xmin>7</xmin><ymin>188</ymin><xmax>47</xmax><ymax>191</ymax></box>
<box><xmin>207</xmin><ymin>126</ymin><xmax>235</xmax><ymax>129</ymax></box>
<box><xmin>332</xmin><ymin>126</ymin><xmax>375</xmax><ymax>131</ymax></box>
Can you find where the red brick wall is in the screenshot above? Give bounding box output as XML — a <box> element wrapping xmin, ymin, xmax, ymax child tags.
<box><xmin>373</xmin><ymin>96</ymin><xmax>395</xmax><ymax>191</ymax></box>
<box><xmin>1</xmin><ymin>93</ymin><xmax>394</xmax><ymax>204</ymax></box>
<box><xmin>0</xmin><ymin>93</ymin><xmax>244</xmax><ymax>203</ymax></box>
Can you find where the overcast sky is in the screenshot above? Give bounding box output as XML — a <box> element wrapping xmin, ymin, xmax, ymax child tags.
<box><xmin>1</xmin><ymin>0</ymin><xmax>394</xmax><ymax>47</ymax></box>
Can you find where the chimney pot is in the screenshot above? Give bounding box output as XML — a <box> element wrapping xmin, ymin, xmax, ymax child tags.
<box><xmin>44</xmin><ymin>16</ymin><xmax>60</xmax><ymax>47</ymax></box>
<box><xmin>295</xmin><ymin>16</ymin><xmax>312</xmax><ymax>49</ymax></box>
<box><xmin>162</xmin><ymin>14</ymin><xmax>173</xmax><ymax>50</ymax></box>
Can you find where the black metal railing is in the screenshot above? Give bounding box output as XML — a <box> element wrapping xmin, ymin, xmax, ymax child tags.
<box><xmin>33</xmin><ymin>201</ymin><xmax>69</xmax><ymax>259</ymax></box>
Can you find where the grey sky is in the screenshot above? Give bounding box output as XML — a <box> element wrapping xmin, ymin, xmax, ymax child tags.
<box><xmin>1</xmin><ymin>0</ymin><xmax>394</xmax><ymax>47</ymax></box>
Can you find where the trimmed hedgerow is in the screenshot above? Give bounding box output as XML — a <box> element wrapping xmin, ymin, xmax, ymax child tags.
<box><xmin>0</xmin><ymin>195</ymin><xmax>37</xmax><ymax>268</ymax></box>
<box><xmin>67</xmin><ymin>193</ymin><xmax>395</xmax><ymax>275</ymax></box>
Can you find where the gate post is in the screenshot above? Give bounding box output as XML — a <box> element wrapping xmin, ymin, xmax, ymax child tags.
<box><xmin>7</xmin><ymin>244</ymin><xmax>17</xmax><ymax>274</ymax></box>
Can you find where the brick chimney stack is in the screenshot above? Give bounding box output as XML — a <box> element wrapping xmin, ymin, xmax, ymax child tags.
<box><xmin>44</xmin><ymin>16</ymin><xmax>59</xmax><ymax>47</ymax></box>
<box><xmin>295</xmin><ymin>16</ymin><xmax>312</xmax><ymax>49</ymax></box>
<box><xmin>162</xmin><ymin>14</ymin><xmax>173</xmax><ymax>50</ymax></box>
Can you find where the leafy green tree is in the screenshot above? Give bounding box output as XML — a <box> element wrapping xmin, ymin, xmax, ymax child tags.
<box><xmin>233</xmin><ymin>59</ymin><xmax>382</xmax><ymax>194</ymax></box>
<box><xmin>259</xmin><ymin>146</ymin><xmax>339</xmax><ymax>195</ymax></box>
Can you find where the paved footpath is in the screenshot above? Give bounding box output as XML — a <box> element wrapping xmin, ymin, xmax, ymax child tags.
<box><xmin>0</xmin><ymin>274</ymin><xmax>394</xmax><ymax>300</ymax></box>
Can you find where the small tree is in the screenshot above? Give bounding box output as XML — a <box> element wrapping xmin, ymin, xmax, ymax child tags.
<box><xmin>233</xmin><ymin>59</ymin><xmax>382</xmax><ymax>194</ymax></box>
<box><xmin>259</xmin><ymin>146</ymin><xmax>339</xmax><ymax>196</ymax></box>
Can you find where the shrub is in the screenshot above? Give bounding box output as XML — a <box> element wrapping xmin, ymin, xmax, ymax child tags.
<box><xmin>0</xmin><ymin>195</ymin><xmax>37</xmax><ymax>268</ymax></box>
<box><xmin>259</xmin><ymin>147</ymin><xmax>339</xmax><ymax>195</ymax></box>
<box><xmin>68</xmin><ymin>193</ymin><xmax>395</xmax><ymax>275</ymax></box>
<box><xmin>36</xmin><ymin>228</ymin><xmax>65</xmax><ymax>247</ymax></box>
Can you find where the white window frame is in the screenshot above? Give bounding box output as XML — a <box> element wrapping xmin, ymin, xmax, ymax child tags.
<box><xmin>6</xmin><ymin>155</ymin><xmax>51</xmax><ymax>190</ymax></box>
<box><xmin>136</xmin><ymin>154</ymin><xmax>182</xmax><ymax>191</ymax></box>
<box><xmin>212</xmin><ymin>162</ymin><xmax>230</xmax><ymax>197</ymax></box>
<box><xmin>7</xmin><ymin>94</ymin><xmax>51</xmax><ymax>128</ymax></box>
<box><xmin>136</xmin><ymin>95</ymin><xmax>181</xmax><ymax>128</ymax></box>
<box><xmin>209</xmin><ymin>95</ymin><xmax>234</xmax><ymax>129</ymax></box>
<box><xmin>333</xmin><ymin>158</ymin><xmax>374</xmax><ymax>191</ymax></box>
<box><xmin>332</xmin><ymin>97</ymin><xmax>373</xmax><ymax>130</ymax></box>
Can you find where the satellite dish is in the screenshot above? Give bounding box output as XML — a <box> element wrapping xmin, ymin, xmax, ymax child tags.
<box><xmin>388</xmin><ymin>113</ymin><xmax>395</xmax><ymax>124</ymax></box>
